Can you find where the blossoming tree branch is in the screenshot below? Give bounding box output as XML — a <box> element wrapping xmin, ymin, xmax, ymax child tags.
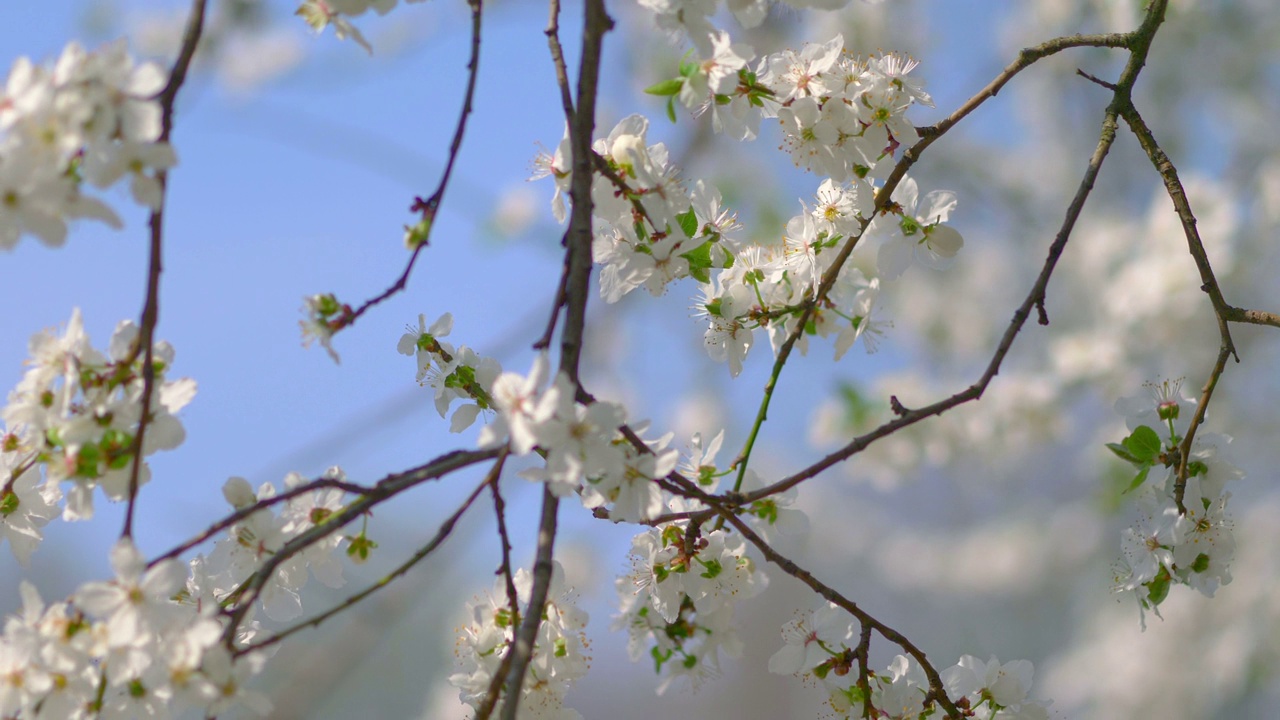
<box><xmin>1</xmin><ymin>0</ymin><xmax>1276</xmax><ymax>718</ymax></box>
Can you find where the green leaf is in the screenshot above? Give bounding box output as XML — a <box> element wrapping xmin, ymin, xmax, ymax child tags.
<box><xmin>644</xmin><ymin>78</ymin><xmax>685</xmax><ymax>96</ymax></box>
<box><xmin>1146</xmin><ymin>568</ymin><xmax>1172</xmax><ymax>606</ymax></box>
<box><xmin>1121</xmin><ymin>462</ymin><xmax>1153</xmax><ymax>494</ymax></box>
<box><xmin>675</xmin><ymin>208</ymin><xmax>699</xmax><ymax>238</ymax></box>
<box><xmin>680</xmin><ymin>240</ymin><xmax>715</xmax><ymax>284</ymax></box>
<box><xmin>678</xmin><ymin>54</ymin><xmax>697</xmax><ymax>77</ymax></box>
<box><xmin>1106</xmin><ymin>442</ymin><xmax>1141</xmax><ymax>465</ymax></box>
<box><xmin>651</xmin><ymin>645</ymin><xmax>672</xmax><ymax>674</ymax></box>
<box><xmin>404</xmin><ymin>217</ymin><xmax>431</xmax><ymax>249</ymax></box>
<box><xmin>666</xmin><ymin>96</ymin><xmax>677</xmax><ymax>123</ymax></box>
<box><xmin>1124</xmin><ymin>425</ymin><xmax>1162</xmax><ymax>463</ymax></box>
<box><xmin>1190</xmin><ymin>553</ymin><xmax>1210</xmax><ymax>573</ymax></box>
<box><xmin>0</xmin><ymin>490</ymin><xmax>18</xmax><ymax>517</ymax></box>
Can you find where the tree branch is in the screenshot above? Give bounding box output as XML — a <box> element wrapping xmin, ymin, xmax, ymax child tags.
<box><xmin>121</xmin><ymin>0</ymin><xmax>208</xmax><ymax>540</ymax></box>
<box><xmin>340</xmin><ymin>0</ymin><xmax>485</xmax><ymax>329</ymax></box>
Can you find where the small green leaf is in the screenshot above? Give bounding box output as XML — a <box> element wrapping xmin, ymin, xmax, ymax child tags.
<box><xmin>1190</xmin><ymin>553</ymin><xmax>1210</xmax><ymax>573</ymax></box>
<box><xmin>677</xmin><ymin>54</ymin><xmax>697</xmax><ymax>77</ymax></box>
<box><xmin>0</xmin><ymin>490</ymin><xmax>18</xmax><ymax>517</ymax></box>
<box><xmin>651</xmin><ymin>645</ymin><xmax>672</xmax><ymax>674</ymax></box>
<box><xmin>666</xmin><ymin>96</ymin><xmax>677</xmax><ymax>124</ymax></box>
<box><xmin>680</xmin><ymin>240</ymin><xmax>715</xmax><ymax>284</ymax></box>
<box><xmin>1146</xmin><ymin>568</ymin><xmax>1172</xmax><ymax>606</ymax></box>
<box><xmin>1121</xmin><ymin>463</ymin><xmax>1153</xmax><ymax>494</ymax></box>
<box><xmin>1124</xmin><ymin>425</ymin><xmax>1162</xmax><ymax>463</ymax></box>
<box><xmin>1106</xmin><ymin>442</ymin><xmax>1141</xmax><ymax>465</ymax></box>
<box><xmin>644</xmin><ymin>78</ymin><xmax>685</xmax><ymax>96</ymax></box>
<box><xmin>404</xmin><ymin>217</ymin><xmax>431</xmax><ymax>249</ymax></box>
<box><xmin>675</xmin><ymin>208</ymin><xmax>699</xmax><ymax>238</ymax></box>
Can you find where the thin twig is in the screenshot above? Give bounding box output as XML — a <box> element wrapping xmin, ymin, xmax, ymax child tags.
<box><xmin>1172</xmin><ymin>347</ymin><xmax>1230</xmax><ymax>511</ymax></box>
<box><xmin>855</xmin><ymin>622</ymin><xmax>875</xmax><ymax>719</ymax></box>
<box><xmin>498</xmin><ymin>2</ymin><xmax>612</xmax><ymax>716</ymax></box>
<box><xmin>217</xmin><ymin>448</ymin><xmax>500</xmax><ymax>645</ymax></box>
<box><xmin>1116</xmin><ymin>99</ymin><xmax>1244</xmax><ymax>512</ymax></box>
<box><xmin>734</xmin><ymin>0</ymin><xmax>1169</xmax><ymax>507</ymax></box>
<box><xmin>148</xmin><ymin>474</ymin><xmax>369</xmax><ymax>567</ymax></box>
<box><xmin>340</xmin><ymin>0</ymin><xmax>485</xmax><ymax>329</ymax></box>
<box><xmin>722</xmin><ymin>28</ymin><xmax>1137</xmax><ymax>495</ymax></box>
<box><xmin>237</xmin><ymin>458</ymin><xmax>502</xmax><ymax>656</ymax></box>
<box><xmin>472</xmin><ymin>452</ymin><xmax>519</xmax><ymax>720</ymax></box>
<box><xmin>121</xmin><ymin>0</ymin><xmax>208</xmax><ymax>539</ymax></box>
<box><xmin>499</xmin><ymin>486</ymin><xmax>561</xmax><ymax>720</ymax></box>
<box><xmin>544</xmin><ymin>0</ymin><xmax>576</xmax><ymax>121</ymax></box>
<box><xmin>662</xmin><ymin>471</ymin><xmax>961</xmax><ymax>719</ymax></box>
<box><xmin>1224</xmin><ymin>306</ymin><xmax>1280</xmax><ymax>328</ymax></box>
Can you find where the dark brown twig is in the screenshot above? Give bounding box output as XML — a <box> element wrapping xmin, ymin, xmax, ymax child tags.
<box><xmin>339</xmin><ymin>0</ymin><xmax>484</xmax><ymax>329</ymax></box>
<box><xmin>121</xmin><ymin>0</ymin><xmax>209</xmax><ymax>540</ymax></box>
<box><xmin>734</xmin><ymin>0</ymin><xmax>1169</xmax><ymax>507</ymax></box>
<box><xmin>148</xmin><ymin>474</ymin><xmax>368</xmax><ymax>568</ymax></box>
<box><xmin>473</xmin><ymin>452</ymin><xmax>519</xmax><ymax>720</ymax></box>
<box><xmin>1115</xmin><ymin>99</ymin><xmax>1244</xmax><ymax>512</ymax></box>
<box><xmin>722</xmin><ymin>28</ymin><xmax>1138</xmax><ymax>497</ymax></box>
<box><xmin>497</xmin><ymin>2</ymin><xmax>612</xmax><ymax>717</ymax></box>
<box><xmin>218</xmin><ymin>448</ymin><xmax>500</xmax><ymax>646</ymax></box>
<box><xmin>659</xmin><ymin>471</ymin><xmax>962</xmax><ymax>718</ymax></box>
<box><xmin>237</xmin><ymin>458</ymin><xmax>503</xmax><ymax>656</ymax></box>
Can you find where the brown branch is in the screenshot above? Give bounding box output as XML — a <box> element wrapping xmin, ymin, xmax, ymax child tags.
<box><xmin>742</xmin><ymin>107</ymin><xmax>1122</xmax><ymax>505</ymax></box>
<box><xmin>495</xmin><ymin>2</ymin><xmax>612</xmax><ymax>717</ymax></box>
<box><xmin>121</xmin><ymin>0</ymin><xmax>208</xmax><ymax>539</ymax></box>
<box><xmin>217</xmin><ymin>448</ymin><xmax>500</xmax><ymax>645</ymax></box>
<box><xmin>340</xmin><ymin>0</ymin><xmax>485</xmax><ymax>329</ymax></box>
<box><xmin>1114</xmin><ymin>96</ymin><xmax>1250</xmax><ymax>512</ymax></box>
<box><xmin>1172</xmin><ymin>347</ymin><xmax>1230</xmax><ymax>512</ymax></box>
<box><xmin>732</xmin><ymin>0</ymin><xmax>1170</xmax><ymax>506</ymax></box>
<box><xmin>544</xmin><ymin>0</ymin><xmax>576</xmax><ymax>121</ymax></box>
<box><xmin>149</xmin><ymin>474</ymin><xmax>369</xmax><ymax>568</ymax></box>
<box><xmin>720</xmin><ymin>27</ymin><xmax>1140</xmax><ymax>499</ymax></box>
<box><xmin>499</xmin><ymin>485</ymin><xmax>562</xmax><ymax>720</ymax></box>
<box><xmin>472</xmin><ymin>453</ymin><xmax>520</xmax><ymax>720</ymax></box>
<box><xmin>855</xmin><ymin>622</ymin><xmax>875</xmax><ymax>719</ymax></box>
<box><xmin>698</xmin><ymin>490</ymin><xmax>962</xmax><ymax>718</ymax></box>
<box><xmin>1117</xmin><ymin>106</ymin><xmax>1236</xmax><ymax>358</ymax></box>
<box><xmin>236</xmin><ymin>456</ymin><xmax>503</xmax><ymax>656</ymax></box>
<box><xmin>1224</xmin><ymin>306</ymin><xmax>1280</xmax><ymax>328</ymax></box>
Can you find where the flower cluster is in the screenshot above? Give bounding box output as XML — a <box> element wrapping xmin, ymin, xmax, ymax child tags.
<box><xmin>484</xmin><ymin>354</ymin><xmax>684</xmax><ymax>522</ymax></box>
<box><xmin>400</xmin><ymin>325</ymin><xmax>686</xmax><ymax>523</ymax></box>
<box><xmin>534</xmin><ymin>114</ymin><xmax>746</xmax><ymax>304</ymax></box>
<box><xmin>451</xmin><ymin>562</ymin><xmax>589</xmax><ymax>720</ymax></box>
<box><xmin>1108</xmin><ymin>379</ymin><xmax>1243</xmax><ymax>625</ymax></box>
<box><xmin>769</xmin><ymin>604</ymin><xmax>1050</xmax><ymax>719</ymax></box>
<box><xmin>1</xmin><ymin>40</ymin><xmax>175</xmax><ymax>249</ymax></box>
<box><xmin>614</xmin><ymin>523</ymin><xmax>767</xmax><ymax>693</ymax></box>
<box><xmin>299</xmin><ymin>292</ymin><xmax>353</xmax><ymax>363</ymax></box>
<box><xmin>0</xmin><ymin>309</ymin><xmax>194</xmax><ymax>562</ymax></box>
<box><xmin>397</xmin><ymin>312</ymin><xmax>500</xmax><ymax>433</ymax></box>
<box><xmin>0</xmin><ymin>464</ymin><xmax>359</xmax><ymax>719</ymax></box>
<box><xmin>537</xmin><ymin>37</ymin><xmax>962</xmax><ymax>377</ymax></box>
<box><xmin>208</xmin><ymin>471</ymin><xmax>357</xmax><ymax>622</ymax></box>
<box><xmin>0</xmin><ymin>540</ymin><xmax>271</xmax><ymax>719</ymax></box>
